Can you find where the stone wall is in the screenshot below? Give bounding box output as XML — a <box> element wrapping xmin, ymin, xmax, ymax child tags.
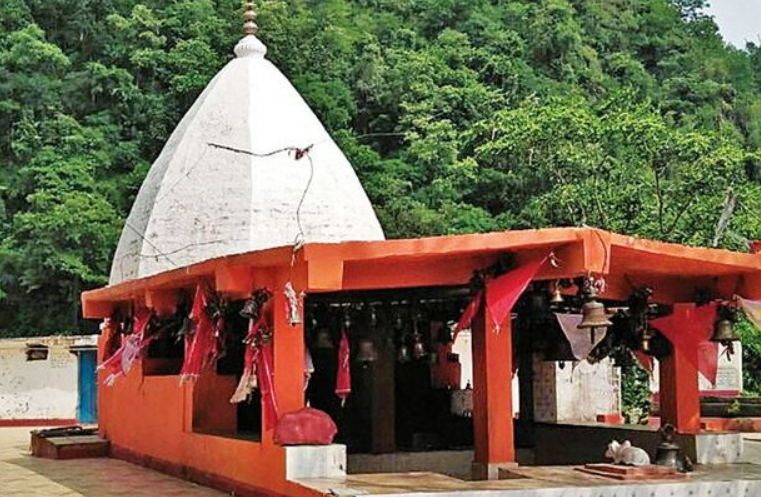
<box><xmin>0</xmin><ymin>335</ymin><xmax>96</xmax><ymax>422</ymax></box>
<box><xmin>533</xmin><ymin>355</ymin><xmax>621</xmax><ymax>423</ymax></box>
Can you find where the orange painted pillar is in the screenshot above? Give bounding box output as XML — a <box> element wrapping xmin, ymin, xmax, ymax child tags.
<box><xmin>272</xmin><ymin>266</ymin><xmax>306</xmax><ymax>421</ymax></box>
<box><xmin>659</xmin><ymin>304</ymin><xmax>701</xmax><ymax>434</ymax></box>
<box><xmin>471</xmin><ymin>301</ymin><xmax>515</xmax><ymax>480</ymax></box>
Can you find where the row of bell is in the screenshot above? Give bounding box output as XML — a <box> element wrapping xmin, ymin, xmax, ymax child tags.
<box><xmin>312</xmin><ymin>328</ymin><xmax>430</xmax><ymax>363</ymax></box>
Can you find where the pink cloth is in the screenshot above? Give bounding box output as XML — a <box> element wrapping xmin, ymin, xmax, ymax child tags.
<box><xmin>651</xmin><ymin>303</ymin><xmax>719</xmax><ymax>385</ymax></box>
<box><xmin>739</xmin><ymin>297</ymin><xmax>761</xmax><ymax>332</ymax></box>
<box><xmin>485</xmin><ymin>256</ymin><xmax>546</xmax><ymax>331</ymax></box>
<box><xmin>335</xmin><ymin>329</ymin><xmax>351</xmax><ymax>403</ymax></box>
<box><xmin>98</xmin><ymin>306</ymin><xmax>154</xmax><ymax>386</ymax></box>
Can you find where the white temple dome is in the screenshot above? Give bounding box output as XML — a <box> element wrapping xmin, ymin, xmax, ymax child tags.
<box><xmin>109</xmin><ymin>33</ymin><xmax>385</xmax><ymax>285</ymax></box>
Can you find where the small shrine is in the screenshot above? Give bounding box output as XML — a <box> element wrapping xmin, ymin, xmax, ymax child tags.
<box><xmin>82</xmin><ymin>4</ymin><xmax>761</xmax><ymax>497</ymax></box>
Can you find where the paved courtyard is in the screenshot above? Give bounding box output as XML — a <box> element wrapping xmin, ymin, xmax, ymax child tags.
<box><xmin>0</xmin><ymin>427</ymin><xmax>225</xmax><ymax>496</ymax></box>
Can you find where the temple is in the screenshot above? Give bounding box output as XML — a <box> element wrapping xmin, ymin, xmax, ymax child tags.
<box><xmin>82</xmin><ymin>4</ymin><xmax>761</xmax><ymax>497</ymax></box>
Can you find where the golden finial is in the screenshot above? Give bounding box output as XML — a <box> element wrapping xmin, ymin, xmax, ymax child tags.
<box><xmin>243</xmin><ymin>2</ymin><xmax>258</xmax><ymax>36</ymax></box>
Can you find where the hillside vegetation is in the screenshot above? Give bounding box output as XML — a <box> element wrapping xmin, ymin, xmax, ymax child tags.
<box><xmin>1</xmin><ymin>0</ymin><xmax>760</xmax><ymax>335</ymax></box>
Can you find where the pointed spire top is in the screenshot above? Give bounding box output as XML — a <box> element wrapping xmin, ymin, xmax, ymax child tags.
<box><xmin>243</xmin><ymin>1</ymin><xmax>258</xmax><ymax>36</ymax></box>
<box><xmin>235</xmin><ymin>1</ymin><xmax>266</xmax><ymax>58</ymax></box>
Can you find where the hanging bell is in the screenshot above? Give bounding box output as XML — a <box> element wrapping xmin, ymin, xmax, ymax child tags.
<box><xmin>577</xmin><ymin>300</ymin><xmax>613</xmax><ymax>332</ymax></box>
<box><xmin>641</xmin><ymin>329</ymin><xmax>653</xmax><ymax>353</ymax></box>
<box><xmin>549</xmin><ymin>280</ymin><xmax>564</xmax><ymax>306</ymax></box>
<box><xmin>530</xmin><ymin>288</ymin><xmax>548</xmax><ymax>312</ymax></box>
<box><xmin>313</xmin><ymin>328</ymin><xmax>335</xmax><ymax>349</ymax></box>
<box><xmin>356</xmin><ymin>338</ymin><xmax>379</xmax><ymax>363</ymax></box>
<box><xmin>397</xmin><ymin>342</ymin><xmax>411</xmax><ymax>363</ymax></box>
<box><xmin>412</xmin><ymin>335</ymin><xmax>427</xmax><ymax>360</ymax></box>
<box><xmin>240</xmin><ymin>297</ymin><xmax>258</xmax><ymax>319</ymax></box>
<box><xmin>711</xmin><ymin>318</ymin><xmax>738</xmax><ymax>344</ymax></box>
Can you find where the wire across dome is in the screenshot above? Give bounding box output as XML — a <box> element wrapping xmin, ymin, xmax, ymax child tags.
<box><xmin>109</xmin><ymin>27</ymin><xmax>385</xmax><ymax>285</ymax></box>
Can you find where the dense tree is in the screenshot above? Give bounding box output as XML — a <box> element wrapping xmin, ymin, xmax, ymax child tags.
<box><xmin>0</xmin><ymin>0</ymin><xmax>760</xmax><ymax>337</ymax></box>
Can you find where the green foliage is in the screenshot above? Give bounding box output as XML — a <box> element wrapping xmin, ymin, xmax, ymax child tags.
<box><xmin>1</xmin><ymin>0</ymin><xmax>760</xmax><ymax>338</ymax></box>
<box><xmin>736</xmin><ymin>317</ymin><xmax>761</xmax><ymax>396</ymax></box>
<box><xmin>620</xmin><ymin>358</ymin><xmax>652</xmax><ymax>425</ymax></box>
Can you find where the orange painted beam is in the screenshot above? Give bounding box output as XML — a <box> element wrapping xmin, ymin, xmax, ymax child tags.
<box><xmin>658</xmin><ymin>304</ymin><xmax>701</xmax><ymax>434</ymax></box>
<box><xmin>83</xmin><ymin>228</ymin><xmax>761</xmax><ymax>316</ymax></box>
<box><xmin>145</xmin><ymin>288</ymin><xmax>179</xmax><ymax>317</ymax></box>
<box><xmin>82</xmin><ymin>299</ymin><xmax>114</xmax><ymax>319</ymax></box>
<box><xmin>305</xmin><ymin>247</ymin><xmax>344</xmax><ymax>292</ymax></box>
<box><xmin>215</xmin><ymin>265</ymin><xmax>253</xmax><ymax>298</ymax></box>
<box><xmin>471</xmin><ymin>301</ymin><xmax>515</xmax><ymax>477</ymax></box>
<box><xmin>341</xmin><ymin>255</ymin><xmax>493</xmax><ymax>291</ymax></box>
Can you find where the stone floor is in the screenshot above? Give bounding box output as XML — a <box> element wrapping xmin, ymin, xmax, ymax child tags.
<box><xmin>4</xmin><ymin>426</ymin><xmax>761</xmax><ymax>496</ymax></box>
<box><xmin>0</xmin><ymin>427</ymin><xmax>225</xmax><ymax>496</ymax></box>
<box><xmin>297</xmin><ymin>464</ymin><xmax>761</xmax><ymax>496</ymax></box>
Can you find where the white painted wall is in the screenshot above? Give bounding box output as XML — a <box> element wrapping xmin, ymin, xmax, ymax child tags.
<box><xmin>533</xmin><ymin>356</ymin><xmax>622</xmax><ymax>423</ymax></box>
<box><xmin>0</xmin><ymin>335</ymin><xmax>97</xmax><ymax>421</ymax></box>
<box><xmin>649</xmin><ymin>343</ymin><xmax>743</xmax><ymax>396</ymax></box>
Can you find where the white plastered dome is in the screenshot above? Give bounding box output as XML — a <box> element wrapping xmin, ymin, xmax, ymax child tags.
<box><xmin>110</xmin><ymin>34</ymin><xmax>385</xmax><ymax>284</ymax></box>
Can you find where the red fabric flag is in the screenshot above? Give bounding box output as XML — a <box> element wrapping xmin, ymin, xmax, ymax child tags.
<box><xmin>230</xmin><ymin>318</ymin><xmax>261</xmax><ymax>404</ymax></box>
<box><xmin>453</xmin><ymin>291</ymin><xmax>483</xmax><ymax>338</ymax></box>
<box><xmin>651</xmin><ymin>303</ymin><xmax>718</xmax><ymax>385</ymax></box>
<box><xmin>98</xmin><ymin>306</ymin><xmax>154</xmax><ymax>386</ymax></box>
<box><xmin>633</xmin><ymin>350</ymin><xmax>654</xmax><ymax>375</ymax></box>
<box><xmin>256</xmin><ymin>340</ymin><xmax>279</xmax><ymax>431</ymax></box>
<box><xmin>335</xmin><ymin>329</ymin><xmax>351</xmax><ymax>404</ymax></box>
<box><xmin>486</xmin><ymin>256</ymin><xmax>547</xmax><ymax>331</ymax></box>
<box><xmin>180</xmin><ymin>285</ymin><xmax>220</xmax><ymax>383</ymax></box>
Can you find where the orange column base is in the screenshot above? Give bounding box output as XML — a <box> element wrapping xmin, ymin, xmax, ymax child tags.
<box><xmin>659</xmin><ymin>305</ymin><xmax>701</xmax><ymax>434</ymax></box>
<box><xmin>471</xmin><ymin>304</ymin><xmax>516</xmax><ymax>479</ymax></box>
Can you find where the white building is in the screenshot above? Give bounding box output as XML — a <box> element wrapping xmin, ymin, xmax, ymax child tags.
<box><xmin>0</xmin><ymin>335</ymin><xmax>98</xmax><ymax>425</ymax></box>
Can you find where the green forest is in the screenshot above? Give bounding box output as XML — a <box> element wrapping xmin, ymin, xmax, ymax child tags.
<box><xmin>1</xmin><ymin>0</ymin><xmax>760</xmax><ymax>337</ymax></box>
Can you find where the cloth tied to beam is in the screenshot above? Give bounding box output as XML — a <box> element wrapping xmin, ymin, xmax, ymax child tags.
<box><xmin>555</xmin><ymin>313</ymin><xmax>607</xmax><ymax>360</ymax></box>
<box><xmin>230</xmin><ymin>317</ymin><xmax>262</xmax><ymax>404</ymax></box>
<box><xmin>257</xmin><ymin>337</ymin><xmax>279</xmax><ymax>431</ymax></box>
<box><xmin>231</xmin><ymin>297</ymin><xmax>278</xmax><ymax>430</ymax></box>
<box><xmin>335</xmin><ymin>328</ymin><xmax>351</xmax><ymax>405</ymax></box>
<box><xmin>650</xmin><ymin>303</ymin><xmax>719</xmax><ymax>385</ymax></box>
<box><xmin>739</xmin><ymin>297</ymin><xmax>761</xmax><ymax>332</ymax></box>
<box><xmin>180</xmin><ymin>285</ymin><xmax>221</xmax><ymax>383</ymax></box>
<box><xmin>98</xmin><ymin>306</ymin><xmax>154</xmax><ymax>386</ymax></box>
<box><xmin>454</xmin><ymin>255</ymin><xmax>548</xmax><ymax>336</ymax></box>
<box><xmin>633</xmin><ymin>350</ymin><xmax>654</xmax><ymax>376</ymax></box>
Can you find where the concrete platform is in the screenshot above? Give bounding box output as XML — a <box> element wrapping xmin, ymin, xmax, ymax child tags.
<box><xmin>296</xmin><ymin>465</ymin><xmax>761</xmax><ymax>496</ymax></box>
<box><xmin>31</xmin><ymin>434</ymin><xmax>109</xmax><ymax>460</ymax></box>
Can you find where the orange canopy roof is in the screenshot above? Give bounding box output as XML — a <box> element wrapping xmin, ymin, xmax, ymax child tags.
<box><xmin>82</xmin><ymin>228</ymin><xmax>761</xmax><ymax>318</ymax></box>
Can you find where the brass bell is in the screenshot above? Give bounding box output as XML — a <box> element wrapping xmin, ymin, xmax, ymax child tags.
<box><xmin>655</xmin><ymin>424</ymin><xmax>680</xmax><ymax>469</ymax></box>
<box><xmin>397</xmin><ymin>343</ymin><xmax>411</xmax><ymax>363</ymax></box>
<box><xmin>641</xmin><ymin>328</ymin><xmax>654</xmax><ymax>353</ymax></box>
<box><xmin>711</xmin><ymin>318</ymin><xmax>738</xmax><ymax>344</ymax></box>
<box><xmin>549</xmin><ymin>280</ymin><xmax>564</xmax><ymax>305</ymax></box>
<box><xmin>412</xmin><ymin>333</ymin><xmax>427</xmax><ymax>360</ymax></box>
<box><xmin>356</xmin><ymin>338</ymin><xmax>378</xmax><ymax>363</ymax></box>
<box><xmin>530</xmin><ymin>289</ymin><xmax>548</xmax><ymax>312</ymax></box>
<box><xmin>578</xmin><ymin>300</ymin><xmax>613</xmax><ymax>331</ymax></box>
<box><xmin>240</xmin><ymin>297</ymin><xmax>258</xmax><ymax>319</ymax></box>
<box><xmin>313</xmin><ymin>328</ymin><xmax>335</xmax><ymax>349</ymax></box>
<box><xmin>578</xmin><ymin>300</ymin><xmax>612</xmax><ymax>344</ymax></box>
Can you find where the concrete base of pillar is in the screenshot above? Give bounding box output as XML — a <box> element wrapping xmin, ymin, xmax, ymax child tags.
<box><xmin>285</xmin><ymin>444</ymin><xmax>346</xmax><ymax>480</ymax></box>
<box><xmin>471</xmin><ymin>461</ymin><xmax>518</xmax><ymax>481</ymax></box>
<box><xmin>695</xmin><ymin>432</ymin><xmax>743</xmax><ymax>464</ymax></box>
